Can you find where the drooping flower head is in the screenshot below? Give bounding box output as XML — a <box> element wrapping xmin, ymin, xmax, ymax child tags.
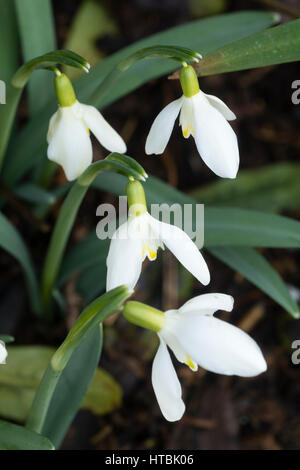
<box><xmin>106</xmin><ymin>179</ymin><xmax>210</xmax><ymax>291</ymax></box>
<box><xmin>47</xmin><ymin>72</ymin><xmax>126</xmax><ymax>181</ymax></box>
<box><xmin>146</xmin><ymin>64</ymin><xmax>239</xmax><ymax>179</ymax></box>
<box><xmin>123</xmin><ymin>295</ymin><xmax>267</xmax><ymax>421</ymax></box>
<box><xmin>0</xmin><ymin>340</ymin><xmax>7</xmax><ymax>365</ymax></box>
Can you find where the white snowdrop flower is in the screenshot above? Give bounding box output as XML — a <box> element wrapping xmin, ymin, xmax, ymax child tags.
<box><xmin>0</xmin><ymin>340</ymin><xmax>7</xmax><ymax>364</ymax></box>
<box><xmin>146</xmin><ymin>64</ymin><xmax>239</xmax><ymax>179</ymax></box>
<box><xmin>123</xmin><ymin>295</ymin><xmax>267</xmax><ymax>422</ymax></box>
<box><xmin>106</xmin><ymin>180</ymin><xmax>210</xmax><ymax>291</ymax></box>
<box><xmin>47</xmin><ymin>73</ymin><xmax>126</xmax><ymax>181</ymax></box>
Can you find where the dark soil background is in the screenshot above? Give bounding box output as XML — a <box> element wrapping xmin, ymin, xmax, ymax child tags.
<box><xmin>1</xmin><ymin>0</ymin><xmax>300</xmax><ymax>450</ymax></box>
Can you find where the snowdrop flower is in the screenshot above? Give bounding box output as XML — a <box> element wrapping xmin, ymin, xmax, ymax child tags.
<box><xmin>0</xmin><ymin>340</ymin><xmax>7</xmax><ymax>364</ymax></box>
<box><xmin>106</xmin><ymin>180</ymin><xmax>210</xmax><ymax>291</ymax></box>
<box><xmin>47</xmin><ymin>73</ymin><xmax>126</xmax><ymax>181</ymax></box>
<box><xmin>123</xmin><ymin>295</ymin><xmax>267</xmax><ymax>422</ymax></box>
<box><xmin>146</xmin><ymin>64</ymin><xmax>239</xmax><ymax>179</ymax></box>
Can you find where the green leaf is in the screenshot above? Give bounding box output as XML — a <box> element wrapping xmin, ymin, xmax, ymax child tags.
<box><xmin>15</xmin><ymin>182</ymin><xmax>56</xmax><ymax>205</ymax></box>
<box><xmin>0</xmin><ymin>212</ymin><xmax>40</xmax><ymax>314</ymax></box>
<box><xmin>0</xmin><ymin>345</ymin><xmax>121</xmax><ymax>423</ymax></box>
<box><xmin>76</xmin><ymin>263</ymin><xmax>106</xmax><ymax>302</ymax></box>
<box><xmin>3</xmin><ymin>10</ymin><xmax>278</xmax><ymax>186</ymax></box>
<box><xmin>189</xmin><ymin>163</ymin><xmax>300</xmax><ymax>212</ymax></box>
<box><xmin>91</xmin><ymin>173</ymin><xmax>300</xmax><ymax>247</ymax></box>
<box><xmin>0</xmin><ymin>0</ymin><xmax>19</xmax><ymax>83</ymax></box>
<box><xmin>0</xmin><ymin>419</ymin><xmax>54</xmax><ymax>450</ymax></box>
<box><xmin>41</xmin><ymin>327</ymin><xmax>102</xmax><ymax>448</ymax></box>
<box><xmin>195</xmin><ymin>18</ymin><xmax>300</xmax><ymax>76</ymax></box>
<box><xmin>15</xmin><ymin>0</ymin><xmax>56</xmax><ymax>115</ymax></box>
<box><xmin>210</xmin><ymin>246</ymin><xmax>299</xmax><ymax>318</ymax></box>
<box><xmin>58</xmin><ymin>233</ymin><xmax>108</xmax><ymax>286</ymax></box>
<box><xmin>0</xmin><ymin>335</ymin><xmax>14</xmax><ymax>343</ymax></box>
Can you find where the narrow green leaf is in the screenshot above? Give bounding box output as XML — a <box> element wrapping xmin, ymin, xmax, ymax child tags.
<box><xmin>0</xmin><ymin>212</ymin><xmax>40</xmax><ymax>314</ymax></box>
<box><xmin>0</xmin><ymin>0</ymin><xmax>19</xmax><ymax>83</ymax></box>
<box><xmin>0</xmin><ymin>419</ymin><xmax>54</xmax><ymax>450</ymax></box>
<box><xmin>210</xmin><ymin>246</ymin><xmax>299</xmax><ymax>318</ymax></box>
<box><xmin>0</xmin><ymin>335</ymin><xmax>14</xmax><ymax>343</ymax></box>
<box><xmin>41</xmin><ymin>326</ymin><xmax>102</xmax><ymax>448</ymax></box>
<box><xmin>189</xmin><ymin>163</ymin><xmax>300</xmax><ymax>212</ymax></box>
<box><xmin>15</xmin><ymin>182</ymin><xmax>56</xmax><ymax>205</ymax></box>
<box><xmin>15</xmin><ymin>0</ymin><xmax>56</xmax><ymax>115</ymax></box>
<box><xmin>91</xmin><ymin>173</ymin><xmax>300</xmax><ymax>247</ymax></box>
<box><xmin>3</xmin><ymin>10</ymin><xmax>278</xmax><ymax>186</ymax></box>
<box><xmin>196</xmin><ymin>18</ymin><xmax>300</xmax><ymax>76</ymax></box>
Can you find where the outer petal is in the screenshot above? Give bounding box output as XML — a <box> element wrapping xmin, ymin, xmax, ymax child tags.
<box><xmin>145</xmin><ymin>97</ymin><xmax>183</xmax><ymax>155</ymax></box>
<box><xmin>106</xmin><ymin>221</ymin><xmax>143</xmax><ymax>291</ymax></box>
<box><xmin>178</xmin><ymin>293</ymin><xmax>234</xmax><ymax>316</ymax></box>
<box><xmin>47</xmin><ymin>108</ymin><xmax>92</xmax><ymax>181</ymax></box>
<box><xmin>47</xmin><ymin>110</ymin><xmax>59</xmax><ymax>142</ymax></box>
<box><xmin>149</xmin><ymin>216</ymin><xmax>210</xmax><ymax>285</ymax></box>
<box><xmin>80</xmin><ymin>104</ymin><xmax>126</xmax><ymax>153</ymax></box>
<box><xmin>176</xmin><ymin>315</ymin><xmax>267</xmax><ymax>377</ymax></box>
<box><xmin>152</xmin><ymin>337</ymin><xmax>185</xmax><ymax>421</ymax></box>
<box><xmin>193</xmin><ymin>93</ymin><xmax>239</xmax><ymax>179</ymax></box>
<box><xmin>203</xmin><ymin>93</ymin><xmax>236</xmax><ymax>121</ymax></box>
<box><xmin>0</xmin><ymin>341</ymin><xmax>7</xmax><ymax>364</ymax></box>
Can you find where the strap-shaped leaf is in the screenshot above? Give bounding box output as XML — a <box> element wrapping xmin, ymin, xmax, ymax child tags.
<box><xmin>210</xmin><ymin>246</ymin><xmax>299</xmax><ymax>318</ymax></box>
<box><xmin>0</xmin><ymin>212</ymin><xmax>40</xmax><ymax>314</ymax></box>
<box><xmin>15</xmin><ymin>0</ymin><xmax>56</xmax><ymax>115</ymax></box>
<box><xmin>195</xmin><ymin>18</ymin><xmax>300</xmax><ymax>76</ymax></box>
<box><xmin>0</xmin><ymin>419</ymin><xmax>54</xmax><ymax>450</ymax></box>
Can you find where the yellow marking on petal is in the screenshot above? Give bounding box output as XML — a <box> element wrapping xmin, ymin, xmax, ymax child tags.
<box><xmin>142</xmin><ymin>245</ymin><xmax>157</xmax><ymax>260</ymax></box>
<box><xmin>86</xmin><ymin>127</ymin><xmax>90</xmax><ymax>135</ymax></box>
<box><xmin>186</xmin><ymin>355</ymin><xmax>197</xmax><ymax>371</ymax></box>
<box><xmin>182</xmin><ymin>127</ymin><xmax>194</xmax><ymax>138</ymax></box>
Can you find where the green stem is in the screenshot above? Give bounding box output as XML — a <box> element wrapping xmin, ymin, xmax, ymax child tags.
<box><xmin>26</xmin><ymin>364</ymin><xmax>61</xmax><ymax>434</ymax></box>
<box><xmin>41</xmin><ymin>182</ymin><xmax>87</xmax><ymax>315</ymax></box>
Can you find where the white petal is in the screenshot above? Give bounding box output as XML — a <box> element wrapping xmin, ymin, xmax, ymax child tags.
<box><xmin>106</xmin><ymin>221</ymin><xmax>143</xmax><ymax>291</ymax></box>
<box><xmin>149</xmin><ymin>216</ymin><xmax>210</xmax><ymax>285</ymax></box>
<box><xmin>193</xmin><ymin>93</ymin><xmax>239</xmax><ymax>179</ymax></box>
<box><xmin>145</xmin><ymin>97</ymin><xmax>183</xmax><ymax>155</ymax></box>
<box><xmin>152</xmin><ymin>337</ymin><xmax>185</xmax><ymax>422</ymax></box>
<box><xmin>47</xmin><ymin>107</ymin><xmax>92</xmax><ymax>181</ymax></box>
<box><xmin>47</xmin><ymin>110</ymin><xmax>59</xmax><ymax>142</ymax></box>
<box><xmin>176</xmin><ymin>315</ymin><xmax>267</xmax><ymax>377</ymax></box>
<box><xmin>80</xmin><ymin>103</ymin><xmax>126</xmax><ymax>153</ymax></box>
<box><xmin>203</xmin><ymin>93</ymin><xmax>236</xmax><ymax>121</ymax></box>
<box><xmin>0</xmin><ymin>341</ymin><xmax>7</xmax><ymax>364</ymax></box>
<box><xmin>178</xmin><ymin>293</ymin><xmax>234</xmax><ymax>316</ymax></box>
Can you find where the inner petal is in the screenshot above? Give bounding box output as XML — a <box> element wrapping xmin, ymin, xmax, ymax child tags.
<box><xmin>179</xmin><ymin>97</ymin><xmax>195</xmax><ymax>138</ymax></box>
